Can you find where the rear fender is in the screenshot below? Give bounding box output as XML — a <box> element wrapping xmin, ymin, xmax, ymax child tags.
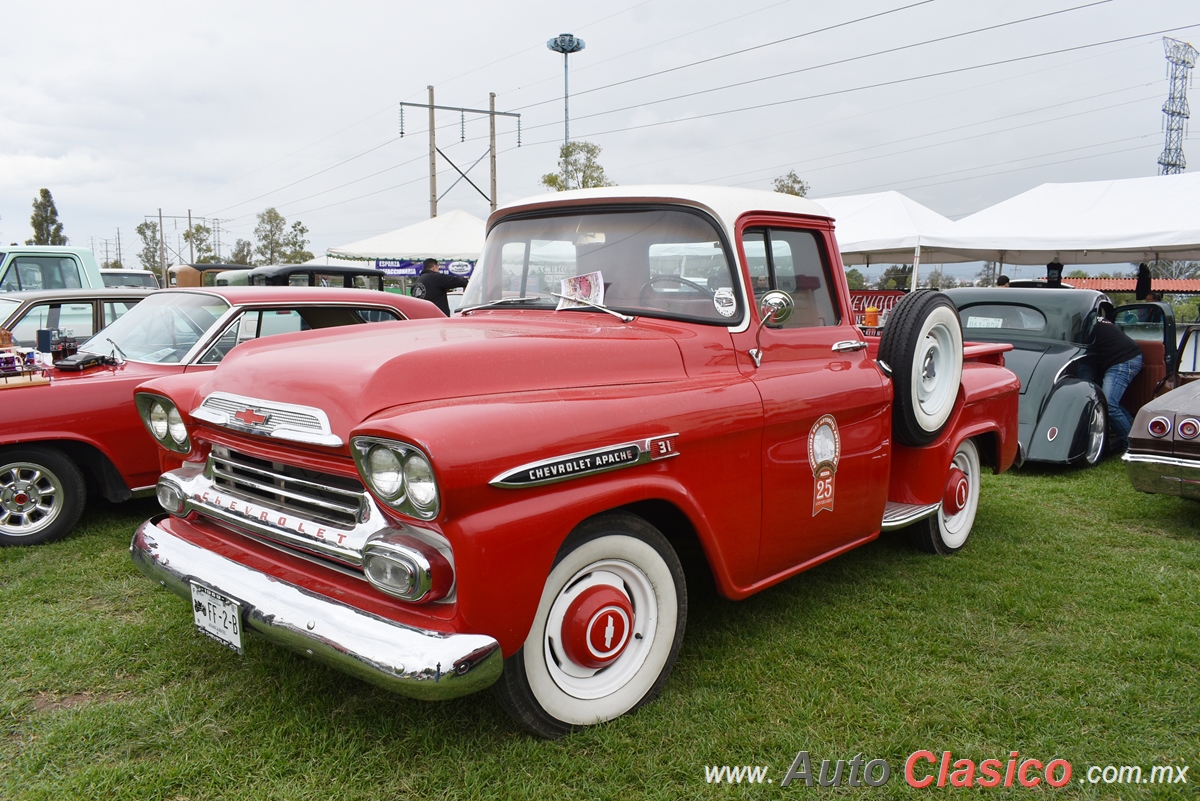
<box><xmin>1026</xmin><ymin>378</ymin><xmax>1103</xmax><ymax>464</ymax></box>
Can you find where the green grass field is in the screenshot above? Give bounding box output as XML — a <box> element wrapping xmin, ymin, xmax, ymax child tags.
<box><xmin>2</xmin><ymin>457</ymin><xmax>1197</xmax><ymax>800</ymax></box>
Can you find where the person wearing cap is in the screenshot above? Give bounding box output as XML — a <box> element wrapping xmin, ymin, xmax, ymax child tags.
<box><xmin>412</xmin><ymin>258</ymin><xmax>469</xmax><ymax>316</ymax></box>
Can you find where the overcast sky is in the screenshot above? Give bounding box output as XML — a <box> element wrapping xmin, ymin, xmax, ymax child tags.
<box><xmin>2</xmin><ymin>0</ymin><xmax>1197</xmax><ymax>280</ymax></box>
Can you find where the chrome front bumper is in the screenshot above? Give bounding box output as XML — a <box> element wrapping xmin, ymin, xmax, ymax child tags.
<box><xmin>130</xmin><ymin>517</ymin><xmax>503</xmax><ymax>700</ymax></box>
<box><xmin>1123</xmin><ymin>452</ymin><xmax>1200</xmax><ymax>501</ymax></box>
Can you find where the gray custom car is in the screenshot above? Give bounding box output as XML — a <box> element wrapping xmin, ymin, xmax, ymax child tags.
<box><xmin>945</xmin><ymin>287</ymin><xmax>1174</xmax><ymax>465</ymax></box>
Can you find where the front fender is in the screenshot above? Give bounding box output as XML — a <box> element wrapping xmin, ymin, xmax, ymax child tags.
<box><xmin>1025</xmin><ymin>378</ymin><xmax>1103</xmax><ymax>464</ymax></box>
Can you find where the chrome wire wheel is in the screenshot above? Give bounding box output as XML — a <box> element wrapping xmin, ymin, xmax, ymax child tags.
<box><xmin>1084</xmin><ymin>399</ymin><xmax>1106</xmax><ymax>466</ymax></box>
<box><xmin>0</xmin><ymin>461</ymin><xmax>64</xmax><ymax>538</ymax></box>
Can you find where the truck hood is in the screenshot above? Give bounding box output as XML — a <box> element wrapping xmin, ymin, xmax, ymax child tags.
<box><xmin>195</xmin><ymin>315</ymin><xmax>687</xmax><ymax>427</ymax></box>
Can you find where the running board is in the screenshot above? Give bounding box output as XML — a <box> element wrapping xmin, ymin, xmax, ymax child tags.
<box><xmin>880</xmin><ymin>501</ymin><xmax>941</xmax><ymax>531</ymax></box>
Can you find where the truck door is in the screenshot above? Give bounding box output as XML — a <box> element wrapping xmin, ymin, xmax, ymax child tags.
<box><xmin>731</xmin><ymin>223</ymin><xmax>891</xmax><ymax>581</ymax></box>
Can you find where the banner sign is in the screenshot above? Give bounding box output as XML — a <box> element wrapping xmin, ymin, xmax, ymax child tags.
<box><xmin>374</xmin><ymin>259</ymin><xmax>475</xmax><ymax>278</ymax></box>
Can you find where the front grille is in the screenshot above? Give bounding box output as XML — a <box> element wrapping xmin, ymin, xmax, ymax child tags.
<box><xmin>208</xmin><ymin>446</ymin><xmax>366</xmax><ymax>529</ymax></box>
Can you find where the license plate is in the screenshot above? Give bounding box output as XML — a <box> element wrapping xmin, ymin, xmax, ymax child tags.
<box><xmin>190</xmin><ymin>582</ymin><xmax>243</xmax><ymax>654</ymax></box>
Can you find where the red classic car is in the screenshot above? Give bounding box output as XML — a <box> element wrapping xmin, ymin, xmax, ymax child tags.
<box><xmin>0</xmin><ymin>287</ymin><xmax>441</xmax><ymax>545</ymax></box>
<box><xmin>131</xmin><ymin>186</ymin><xmax>1020</xmax><ymax>737</ymax></box>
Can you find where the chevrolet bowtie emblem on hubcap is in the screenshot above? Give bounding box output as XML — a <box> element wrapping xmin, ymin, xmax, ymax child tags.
<box><xmin>233</xmin><ymin>408</ymin><xmax>269</xmax><ymax>425</ymax></box>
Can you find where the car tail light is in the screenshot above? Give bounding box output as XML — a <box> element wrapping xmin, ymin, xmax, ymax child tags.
<box><xmin>1148</xmin><ymin>416</ymin><xmax>1172</xmax><ymax>438</ymax></box>
<box><xmin>1178</xmin><ymin>418</ymin><xmax>1199</xmax><ymax>440</ymax></box>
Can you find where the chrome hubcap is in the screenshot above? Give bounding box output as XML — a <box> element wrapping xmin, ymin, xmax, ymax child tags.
<box><xmin>0</xmin><ymin>463</ymin><xmax>62</xmax><ymax>536</ymax></box>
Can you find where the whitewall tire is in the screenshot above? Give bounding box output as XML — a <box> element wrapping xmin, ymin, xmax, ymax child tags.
<box><xmin>492</xmin><ymin>514</ymin><xmax>686</xmax><ymax>738</ymax></box>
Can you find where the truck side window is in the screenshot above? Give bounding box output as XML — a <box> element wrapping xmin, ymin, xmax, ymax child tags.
<box><xmin>1</xmin><ymin>257</ymin><xmax>84</xmax><ymax>291</ymax></box>
<box><xmin>742</xmin><ymin>228</ymin><xmax>839</xmax><ymax>328</ymax></box>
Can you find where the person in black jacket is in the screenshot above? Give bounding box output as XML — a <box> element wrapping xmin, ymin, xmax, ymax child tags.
<box><xmin>1079</xmin><ymin>305</ymin><xmax>1143</xmax><ymax>452</ymax></box>
<box><xmin>1135</xmin><ymin>263</ymin><xmax>1151</xmax><ymax>300</ymax></box>
<box><xmin>412</xmin><ymin>258</ymin><xmax>469</xmax><ymax>316</ymax></box>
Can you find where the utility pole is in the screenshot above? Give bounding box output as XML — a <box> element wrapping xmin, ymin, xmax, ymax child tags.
<box><xmin>428</xmin><ymin>86</ymin><xmax>437</xmax><ymax>218</ymax></box>
<box><xmin>187</xmin><ymin>209</ymin><xmax>195</xmax><ymax>263</ymax></box>
<box><xmin>489</xmin><ymin>93</ymin><xmax>498</xmax><ymax>212</ymax></box>
<box><xmin>399</xmin><ymin>90</ymin><xmax>520</xmax><ymax>217</ymax></box>
<box><xmin>158</xmin><ymin>209</ymin><xmax>168</xmax><ymax>284</ymax></box>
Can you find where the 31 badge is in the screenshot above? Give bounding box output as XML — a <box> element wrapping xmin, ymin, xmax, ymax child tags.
<box><xmin>808</xmin><ymin>414</ymin><xmax>841</xmax><ymax>515</ymax></box>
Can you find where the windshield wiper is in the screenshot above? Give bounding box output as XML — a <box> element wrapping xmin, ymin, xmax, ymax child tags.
<box><xmin>550</xmin><ymin>292</ymin><xmax>634</xmax><ymax>323</ymax></box>
<box><xmin>458</xmin><ymin>296</ymin><xmax>545</xmax><ymax>315</ymax></box>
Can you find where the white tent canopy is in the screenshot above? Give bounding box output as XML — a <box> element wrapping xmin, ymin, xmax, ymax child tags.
<box><xmin>811</xmin><ymin>191</ymin><xmax>968</xmax><ymax>265</ymax></box>
<box><xmin>946</xmin><ymin>172</ymin><xmax>1200</xmax><ymax>265</ymax></box>
<box><xmin>326</xmin><ymin>209</ymin><xmax>486</xmax><ymax>262</ymax></box>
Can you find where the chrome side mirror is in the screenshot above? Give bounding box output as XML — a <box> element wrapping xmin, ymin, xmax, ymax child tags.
<box><xmin>750</xmin><ymin>290</ymin><xmax>794</xmax><ymax>367</ymax></box>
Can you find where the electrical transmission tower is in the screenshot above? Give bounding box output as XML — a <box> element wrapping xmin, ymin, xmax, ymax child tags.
<box><xmin>1158</xmin><ymin>36</ymin><xmax>1198</xmax><ymax>175</ymax></box>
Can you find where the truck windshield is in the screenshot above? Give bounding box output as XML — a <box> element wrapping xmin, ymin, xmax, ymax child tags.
<box><xmin>79</xmin><ymin>292</ymin><xmax>230</xmax><ymax>363</ymax></box>
<box><xmin>462</xmin><ymin>207</ymin><xmax>743</xmax><ymax>325</ymax></box>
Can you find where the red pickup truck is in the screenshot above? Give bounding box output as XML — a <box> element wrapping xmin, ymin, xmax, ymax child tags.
<box><xmin>131</xmin><ymin>186</ymin><xmax>1020</xmax><ymax>737</ymax></box>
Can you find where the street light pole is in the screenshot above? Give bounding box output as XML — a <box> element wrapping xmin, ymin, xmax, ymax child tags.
<box><xmin>546</xmin><ymin>33</ymin><xmax>585</xmax><ymax>189</ymax></box>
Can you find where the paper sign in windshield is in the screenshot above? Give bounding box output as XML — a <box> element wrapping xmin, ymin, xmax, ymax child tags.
<box><xmin>966</xmin><ymin>316</ymin><xmax>1005</xmax><ymax>328</ymax></box>
<box><xmin>557</xmin><ymin>271</ymin><xmax>605</xmax><ymax>311</ymax></box>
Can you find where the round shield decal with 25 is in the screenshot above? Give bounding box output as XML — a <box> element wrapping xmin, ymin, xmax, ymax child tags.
<box><xmin>808</xmin><ymin>414</ymin><xmax>841</xmax><ymax>515</ymax></box>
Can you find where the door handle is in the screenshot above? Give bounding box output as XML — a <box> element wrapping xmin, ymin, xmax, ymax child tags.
<box><xmin>832</xmin><ymin>340</ymin><xmax>868</xmax><ymax>352</ymax></box>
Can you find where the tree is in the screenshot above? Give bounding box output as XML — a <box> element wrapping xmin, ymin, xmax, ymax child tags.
<box><xmin>975</xmin><ymin>261</ymin><xmax>1001</xmax><ymax>287</ymax></box>
<box><xmin>281</xmin><ymin>221</ymin><xmax>313</xmax><ymax>264</ymax></box>
<box><xmin>772</xmin><ymin>170</ymin><xmax>810</xmax><ymax>197</ymax></box>
<box><xmin>228</xmin><ymin>239</ymin><xmax>254</xmax><ymax>266</ymax></box>
<box><xmin>923</xmin><ymin>267</ymin><xmax>958</xmax><ymax>290</ymax></box>
<box><xmin>181</xmin><ymin>223</ymin><xmax>219</xmax><ymax>263</ymax></box>
<box><xmin>136</xmin><ymin>221</ymin><xmax>164</xmax><ymax>272</ymax></box>
<box><xmin>540</xmin><ymin>141</ymin><xmax>615</xmax><ymax>191</ymax></box>
<box><xmin>1066</xmin><ymin>268</ymin><xmax>1090</xmax><ymax>279</ymax></box>
<box><xmin>844</xmin><ymin>267</ymin><xmax>865</xmax><ymax>290</ymax></box>
<box><xmin>253</xmin><ymin>208</ymin><xmax>288</xmax><ymax>265</ymax></box>
<box><xmin>27</xmin><ymin>188</ymin><xmax>68</xmax><ymax>245</ymax></box>
<box><xmin>878</xmin><ymin>264</ymin><xmax>911</xmax><ymax>290</ymax></box>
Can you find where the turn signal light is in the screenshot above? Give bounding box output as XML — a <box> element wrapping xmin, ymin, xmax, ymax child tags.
<box><xmin>362</xmin><ymin>532</ymin><xmax>453</xmax><ymax>603</ymax></box>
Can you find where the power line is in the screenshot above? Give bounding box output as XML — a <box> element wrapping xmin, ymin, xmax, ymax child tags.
<box><xmin>503</xmin><ymin>22</ymin><xmax>1200</xmax><ymax>148</ymax></box>
<box><xmin>710</xmin><ymin>89</ymin><xmax>1160</xmax><ymax>187</ymax></box>
<box><xmin>505</xmin><ymin>0</ymin><xmax>940</xmax><ymax>113</ymax></box>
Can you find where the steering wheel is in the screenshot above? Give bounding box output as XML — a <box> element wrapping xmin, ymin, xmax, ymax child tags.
<box><xmin>638</xmin><ymin>275</ymin><xmax>714</xmax><ymax>303</ymax></box>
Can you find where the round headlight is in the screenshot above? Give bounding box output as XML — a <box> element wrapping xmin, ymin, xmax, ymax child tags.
<box><xmin>367</xmin><ymin>445</ymin><xmax>404</xmax><ymax>498</ymax></box>
<box><xmin>403</xmin><ymin>452</ymin><xmax>438</xmax><ymax>511</ymax></box>
<box><xmin>149</xmin><ymin>402</ymin><xmax>169</xmax><ymax>440</ymax></box>
<box><xmin>167</xmin><ymin>406</ymin><xmax>187</xmax><ymax>444</ymax></box>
